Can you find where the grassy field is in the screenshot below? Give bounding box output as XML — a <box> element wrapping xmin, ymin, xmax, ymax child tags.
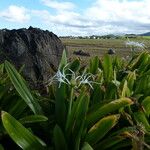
<box><xmin>142</xmin><ymin>36</ymin><xmax>150</xmax><ymax>39</ymax></box>
<box><xmin>60</xmin><ymin>37</ymin><xmax>150</xmax><ymax>63</ymax></box>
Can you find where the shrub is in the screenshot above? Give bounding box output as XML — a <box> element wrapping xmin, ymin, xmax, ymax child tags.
<box><xmin>1</xmin><ymin>50</ymin><xmax>150</xmax><ymax>150</ymax></box>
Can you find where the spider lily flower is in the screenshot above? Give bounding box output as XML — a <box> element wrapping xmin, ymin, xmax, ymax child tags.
<box><xmin>76</xmin><ymin>73</ymin><xmax>97</xmax><ymax>89</ymax></box>
<box><xmin>52</xmin><ymin>70</ymin><xmax>71</xmax><ymax>88</ymax></box>
<box><xmin>47</xmin><ymin>66</ymin><xmax>100</xmax><ymax>89</ymax></box>
<box><xmin>67</xmin><ymin>70</ymin><xmax>98</xmax><ymax>89</ymax></box>
<box><xmin>47</xmin><ymin>64</ymin><xmax>71</xmax><ymax>88</ymax></box>
<box><xmin>125</xmin><ymin>41</ymin><xmax>145</xmax><ymax>49</ymax></box>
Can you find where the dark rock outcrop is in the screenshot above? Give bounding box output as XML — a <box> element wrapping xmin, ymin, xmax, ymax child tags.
<box><xmin>0</xmin><ymin>26</ymin><xmax>64</xmax><ymax>88</ymax></box>
<box><xmin>108</xmin><ymin>48</ymin><xmax>115</xmax><ymax>55</ymax></box>
<box><xmin>73</xmin><ymin>50</ymin><xmax>90</xmax><ymax>56</ymax></box>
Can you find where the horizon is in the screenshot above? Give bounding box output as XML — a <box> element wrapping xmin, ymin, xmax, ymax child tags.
<box><xmin>0</xmin><ymin>0</ymin><xmax>150</xmax><ymax>36</ymax></box>
<box><xmin>1</xmin><ymin>26</ymin><xmax>147</xmax><ymax>37</ymax></box>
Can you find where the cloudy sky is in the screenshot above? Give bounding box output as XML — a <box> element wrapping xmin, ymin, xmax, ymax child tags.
<box><xmin>0</xmin><ymin>0</ymin><xmax>150</xmax><ymax>36</ymax></box>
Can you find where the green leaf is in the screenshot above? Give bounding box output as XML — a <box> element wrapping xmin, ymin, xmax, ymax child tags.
<box><xmin>81</xmin><ymin>142</ymin><xmax>93</xmax><ymax>150</ymax></box>
<box><xmin>0</xmin><ymin>145</ymin><xmax>4</xmax><ymax>150</ymax></box>
<box><xmin>66</xmin><ymin>93</ymin><xmax>89</xmax><ymax>150</ymax></box>
<box><xmin>55</xmin><ymin>84</ymin><xmax>67</xmax><ymax>129</ymax></box>
<box><xmin>66</xmin><ymin>59</ymin><xmax>80</xmax><ymax>80</ymax></box>
<box><xmin>94</xmin><ymin>136</ymin><xmax>125</xmax><ymax>150</ymax></box>
<box><xmin>19</xmin><ymin>115</ymin><xmax>48</xmax><ymax>124</ymax></box>
<box><xmin>69</xmin><ymin>58</ymin><xmax>80</xmax><ymax>73</ymax></box>
<box><xmin>86</xmin><ymin>115</ymin><xmax>120</xmax><ymax>145</ymax></box>
<box><xmin>87</xmin><ymin>97</ymin><xmax>133</xmax><ymax>127</ymax></box>
<box><xmin>8</xmin><ymin>98</ymin><xmax>27</xmax><ymax>118</ymax></box>
<box><xmin>110</xmin><ymin>127</ymin><xmax>137</xmax><ymax>137</ymax></box>
<box><xmin>134</xmin><ymin>111</ymin><xmax>150</xmax><ymax>132</ymax></box>
<box><xmin>125</xmin><ymin>71</ymin><xmax>136</xmax><ymax>91</ymax></box>
<box><xmin>112</xmin><ymin>56</ymin><xmax>124</xmax><ymax>70</ymax></box>
<box><xmin>110</xmin><ymin>139</ymin><xmax>131</xmax><ymax>150</ymax></box>
<box><xmin>129</xmin><ymin>52</ymin><xmax>148</xmax><ymax>70</ymax></box>
<box><xmin>54</xmin><ymin>125</ymin><xmax>68</xmax><ymax>150</ymax></box>
<box><xmin>105</xmin><ymin>82</ymin><xmax>118</xmax><ymax>100</ymax></box>
<box><xmin>58</xmin><ymin>50</ymin><xmax>67</xmax><ymax>71</ymax></box>
<box><xmin>0</xmin><ymin>63</ymin><xmax>4</xmax><ymax>74</ymax></box>
<box><xmin>142</xmin><ymin>96</ymin><xmax>150</xmax><ymax>117</ymax></box>
<box><xmin>4</xmin><ymin>61</ymin><xmax>43</xmax><ymax>115</ymax></box>
<box><xmin>138</xmin><ymin>52</ymin><xmax>150</xmax><ymax>73</ymax></box>
<box><xmin>102</xmin><ymin>55</ymin><xmax>113</xmax><ymax>83</ymax></box>
<box><xmin>66</xmin><ymin>93</ymin><xmax>89</xmax><ymax>134</ymax></box>
<box><xmin>91</xmin><ymin>85</ymin><xmax>105</xmax><ymax>104</ymax></box>
<box><xmin>89</xmin><ymin>56</ymin><xmax>99</xmax><ymax>74</ymax></box>
<box><xmin>121</xmin><ymin>80</ymin><xmax>131</xmax><ymax>97</ymax></box>
<box><xmin>1</xmin><ymin>111</ymin><xmax>46</xmax><ymax>150</ymax></box>
<box><xmin>135</xmin><ymin>75</ymin><xmax>150</xmax><ymax>96</ymax></box>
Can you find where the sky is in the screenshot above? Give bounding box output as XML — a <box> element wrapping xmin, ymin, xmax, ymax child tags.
<box><xmin>0</xmin><ymin>0</ymin><xmax>150</xmax><ymax>36</ymax></box>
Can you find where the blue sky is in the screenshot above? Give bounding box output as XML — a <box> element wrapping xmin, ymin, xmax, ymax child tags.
<box><xmin>0</xmin><ymin>0</ymin><xmax>150</xmax><ymax>36</ymax></box>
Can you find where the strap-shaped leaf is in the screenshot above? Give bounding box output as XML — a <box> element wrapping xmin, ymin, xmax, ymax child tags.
<box><xmin>54</xmin><ymin>125</ymin><xmax>68</xmax><ymax>150</ymax></box>
<box><xmin>94</xmin><ymin>136</ymin><xmax>125</xmax><ymax>150</ymax></box>
<box><xmin>87</xmin><ymin>97</ymin><xmax>133</xmax><ymax>127</ymax></box>
<box><xmin>0</xmin><ymin>144</ymin><xmax>4</xmax><ymax>150</ymax></box>
<box><xmin>55</xmin><ymin>84</ymin><xmax>67</xmax><ymax>129</ymax></box>
<box><xmin>134</xmin><ymin>111</ymin><xmax>150</xmax><ymax>132</ymax></box>
<box><xmin>4</xmin><ymin>60</ymin><xmax>43</xmax><ymax>115</ymax></box>
<box><xmin>0</xmin><ymin>63</ymin><xmax>4</xmax><ymax>74</ymax></box>
<box><xmin>142</xmin><ymin>96</ymin><xmax>150</xmax><ymax>117</ymax></box>
<box><xmin>58</xmin><ymin>50</ymin><xmax>67</xmax><ymax>71</ymax></box>
<box><xmin>66</xmin><ymin>93</ymin><xmax>89</xmax><ymax>138</ymax></box>
<box><xmin>89</xmin><ymin>56</ymin><xmax>99</xmax><ymax>74</ymax></box>
<box><xmin>19</xmin><ymin>115</ymin><xmax>48</xmax><ymax>124</ymax></box>
<box><xmin>125</xmin><ymin>71</ymin><xmax>136</xmax><ymax>91</ymax></box>
<box><xmin>109</xmin><ymin>139</ymin><xmax>131</xmax><ymax>150</ymax></box>
<box><xmin>81</xmin><ymin>142</ymin><xmax>93</xmax><ymax>150</ymax></box>
<box><xmin>69</xmin><ymin>58</ymin><xmax>80</xmax><ymax>73</ymax></box>
<box><xmin>1</xmin><ymin>111</ymin><xmax>46</xmax><ymax>150</ymax></box>
<box><xmin>121</xmin><ymin>80</ymin><xmax>131</xmax><ymax>97</ymax></box>
<box><xmin>86</xmin><ymin>115</ymin><xmax>120</xmax><ymax>145</ymax></box>
<box><xmin>102</xmin><ymin>55</ymin><xmax>113</xmax><ymax>83</ymax></box>
<box><xmin>65</xmin><ymin>93</ymin><xmax>89</xmax><ymax>149</ymax></box>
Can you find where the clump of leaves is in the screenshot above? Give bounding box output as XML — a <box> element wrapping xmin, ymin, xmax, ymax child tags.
<box><xmin>1</xmin><ymin>50</ymin><xmax>150</xmax><ymax>150</ymax></box>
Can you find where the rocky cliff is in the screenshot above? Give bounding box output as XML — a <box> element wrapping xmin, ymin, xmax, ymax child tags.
<box><xmin>0</xmin><ymin>26</ymin><xmax>64</xmax><ymax>88</ymax></box>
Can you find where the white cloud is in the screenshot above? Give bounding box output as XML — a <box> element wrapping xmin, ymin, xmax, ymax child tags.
<box><xmin>1</xmin><ymin>0</ymin><xmax>150</xmax><ymax>36</ymax></box>
<box><xmin>85</xmin><ymin>0</ymin><xmax>150</xmax><ymax>27</ymax></box>
<box><xmin>41</xmin><ymin>0</ymin><xmax>75</xmax><ymax>11</ymax></box>
<box><xmin>0</xmin><ymin>5</ymin><xmax>30</xmax><ymax>23</ymax></box>
<box><xmin>35</xmin><ymin>0</ymin><xmax>150</xmax><ymax>35</ymax></box>
<box><xmin>31</xmin><ymin>10</ymin><xmax>82</xmax><ymax>35</ymax></box>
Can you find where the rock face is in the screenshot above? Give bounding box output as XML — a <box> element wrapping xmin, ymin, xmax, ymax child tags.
<box><xmin>73</xmin><ymin>50</ymin><xmax>90</xmax><ymax>56</ymax></box>
<box><xmin>0</xmin><ymin>27</ymin><xmax>64</xmax><ymax>88</ymax></box>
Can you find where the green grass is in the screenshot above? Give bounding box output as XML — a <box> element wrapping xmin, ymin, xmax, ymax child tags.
<box><xmin>142</xmin><ymin>36</ymin><xmax>150</xmax><ymax>39</ymax></box>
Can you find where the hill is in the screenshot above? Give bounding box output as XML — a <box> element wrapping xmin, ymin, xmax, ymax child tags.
<box><xmin>140</xmin><ymin>32</ymin><xmax>150</xmax><ymax>36</ymax></box>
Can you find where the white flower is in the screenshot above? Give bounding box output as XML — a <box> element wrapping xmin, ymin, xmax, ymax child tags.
<box><xmin>125</xmin><ymin>41</ymin><xmax>145</xmax><ymax>49</ymax></box>
<box><xmin>47</xmin><ymin>65</ymin><xmax>100</xmax><ymax>89</ymax></box>
<box><xmin>47</xmin><ymin>64</ymin><xmax>71</xmax><ymax>88</ymax></box>
<box><xmin>77</xmin><ymin>72</ymin><xmax>99</xmax><ymax>89</ymax></box>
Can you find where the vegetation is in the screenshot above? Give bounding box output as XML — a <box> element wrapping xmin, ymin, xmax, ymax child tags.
<box><xmin>61</xmin><ymin>38</ymin><xmax>150</xmax><ymax>63</ymax></box>
<box><xmin>1</xmin><ymin>50</ymin><xmax>150</xmax><ymax>149</ymax></box>
<box><xmin>142</xmin><ymin>36</ymin><xmax>150</xmax><ymax>40</ymax></box>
